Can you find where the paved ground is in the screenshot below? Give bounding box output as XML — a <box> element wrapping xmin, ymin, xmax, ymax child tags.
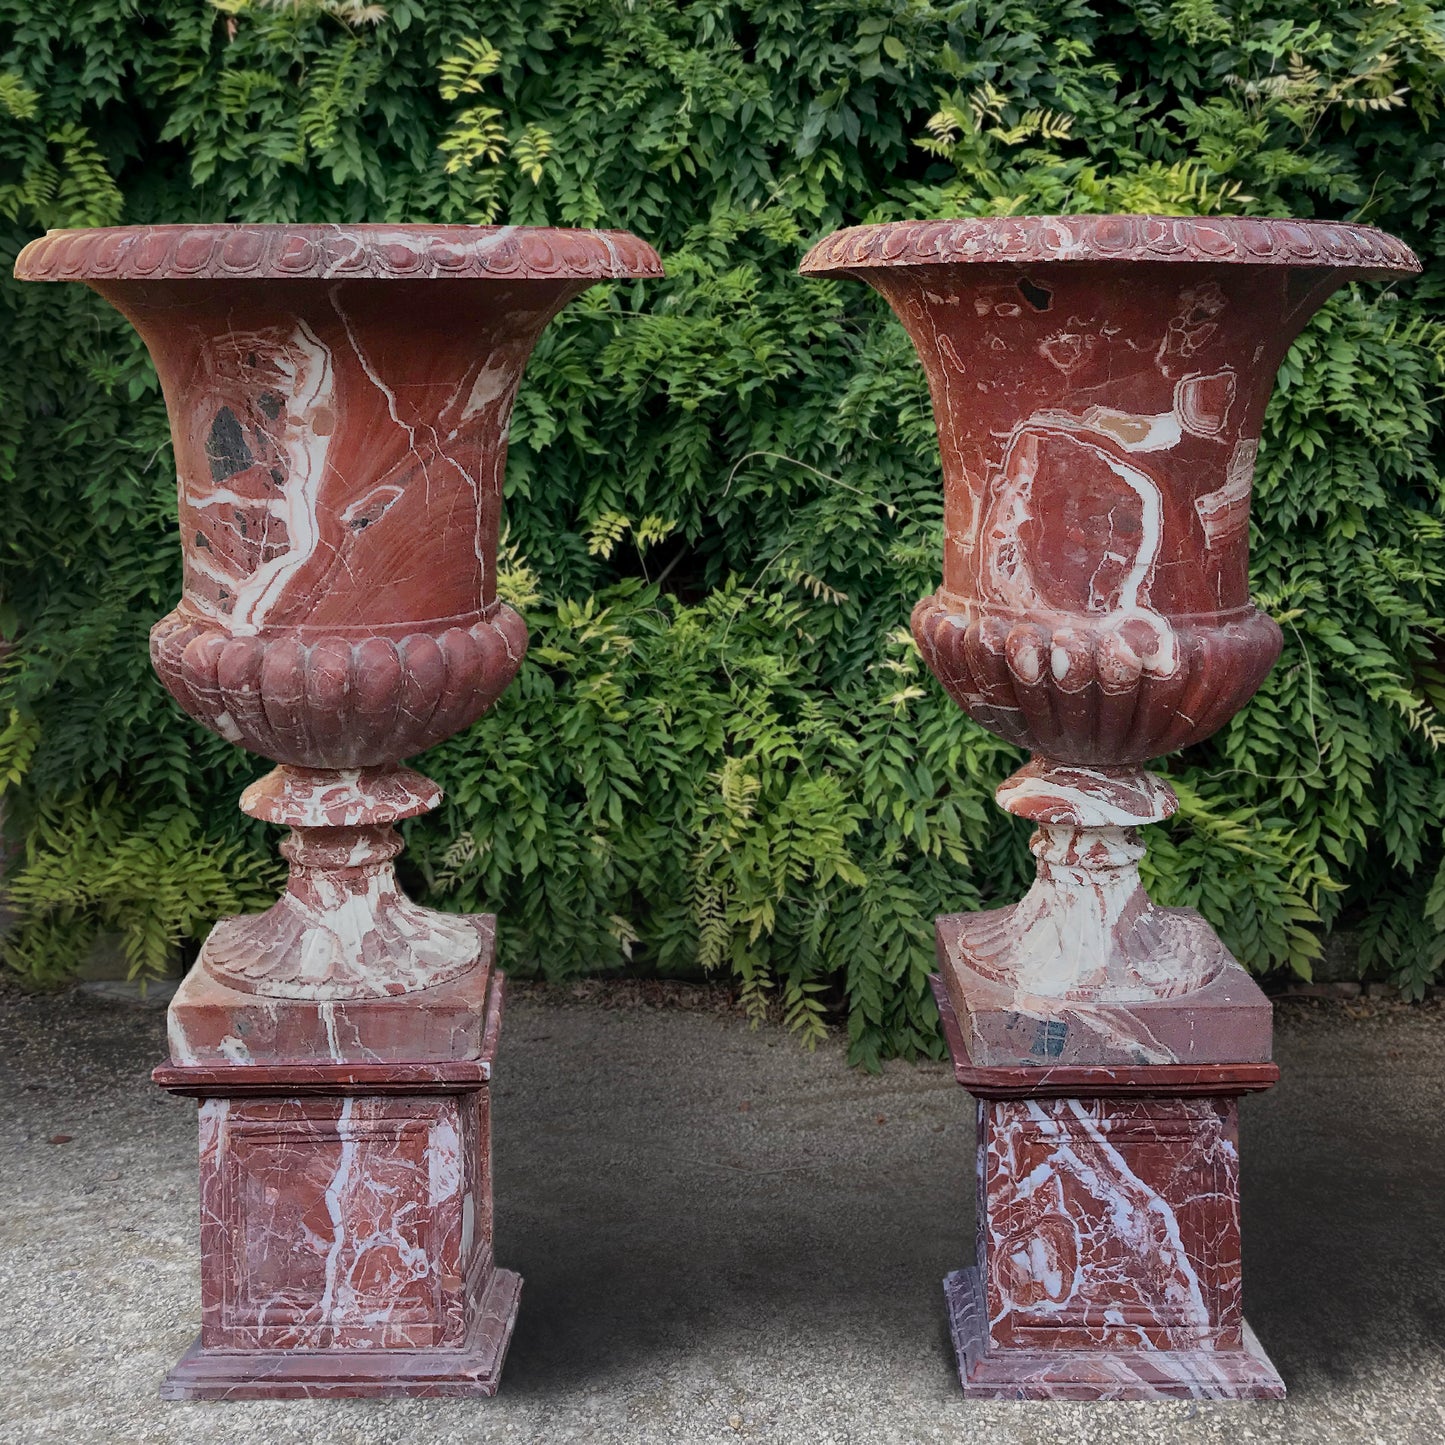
<box><xmin>1</xmin><ymin>981</ymin><xmax>1442</xmax><ymax>1445</ymax></box>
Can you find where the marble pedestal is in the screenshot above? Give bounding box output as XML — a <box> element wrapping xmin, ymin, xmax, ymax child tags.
<box><xmin>152</xmin><ymin>925</ymin><xmax>519</xmax><ymax>1400</ymax></box>
<box><xmin>931</xmin><ymin>970</ymin><xmax>1285</xmax><ymax>1401</ymax></box>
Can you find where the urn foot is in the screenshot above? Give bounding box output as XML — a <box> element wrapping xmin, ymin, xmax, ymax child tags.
<box><xmin>952</xmin><ymin>758</ymin><xmax>1236</xmax><ymax>1009</ymax></box>
<box><xmin>937</xmin><ymin>911</ymin><xmax>1275</xmax><ymax>1069</ymax></box>
<box><xmin>200</xmin><ymin>764</ymin><xmax>480</xmax><ymax>999</ymax></box>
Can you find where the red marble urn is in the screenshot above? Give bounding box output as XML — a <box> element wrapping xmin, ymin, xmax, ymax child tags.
<box><xmin>15</xmin><ymin>222</ymin><xmax>662</xmax><ymax>1398</ymax></box>
<box><xmin>801</xmin><ymin>214</ymin><xmax>1418</xmax><ymax>1399</ymax></box>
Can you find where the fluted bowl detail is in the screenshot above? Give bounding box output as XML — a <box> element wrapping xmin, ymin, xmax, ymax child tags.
<box><xmin>912</xmin><ymin>595</ymin><xmax>1281</xmax><ymax>764</ymax></box>
<box><xmin>151</xmin><ymin>606</ymin><xmax>528</xmax><ymax>769</ymax></box>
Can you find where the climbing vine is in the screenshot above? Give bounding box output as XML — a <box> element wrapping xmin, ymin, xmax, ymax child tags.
<box><xmin>1</xmin><ymin>0</ymin><xmax>1443</xmax><ymax>1063</ymax></box>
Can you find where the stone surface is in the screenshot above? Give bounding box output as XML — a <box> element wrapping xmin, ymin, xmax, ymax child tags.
<box><xmin>188</xmin><ymin>1089</ymin><xmax>493</xmax><ymax>1353</ymax></box>
<box><xmin>974</xmin><ymin>1090</ymin><xmax>1250</xmax><ymax>1355</ymax></box>
<box><xmin>933</xmin><ymin>976</ymin><xmax>1284</xmax><ymax>1400</ymax></box>
<box><xmin>933</xmin><ymin>972</ymin><xmax>1278</xmax><ymax>1089</ymax></box>
<box><xmin>801</xmin><ymin>214</ymin><xmax>1417</xmax><ymax>1398</ymax></box>
<box><xmin>3</xmin><ymin>983</ymin><xmax>1443</xmax><ymax>1442</ymax></box>
<box><xmin>952</xmin><ymin>762</ymin><xmax>1237</xmax><ymax>1005</ymax></box>
<box><xmin>165</xmin><ymin>919</ymin><xmax>499</xmax><ymax>1066</ymax></box>
<box><xmin>938</xmin><ymin>914</ymin><xmax>1275</xmax><ymax>1068</ymax></box>
<box><xmin>800</xmin><ymin>214</ymin><xmax>1419</xmax><ymax>1004</ymax></box>
<box><xmin>14</xmin><ymin>222</ymin><xmax>663</xmax><ymax>999</ymax></box>
<box><xmin>199</xmin><ymin>768</ymin><xmax>481</xmax><ymax>1002</ymax></box>
<box><xmin>14</xmin><ymin>222</ymin><xmax>661</xmax><ymax>1399</ymax></box>
<box><xmin>156</xmin><ymin>968</ymin><xmax>514</xmax><ymax>1398</ymax></box>
<box><xmin>944</xmin><ymin>1267</ymin><xmax>1284</xmax><ymax>1401</ymax></box>
<box><xmin>159</xmin><ymin>1267</ymin><xmax>522</xmax><ymax>1400</ymax></box>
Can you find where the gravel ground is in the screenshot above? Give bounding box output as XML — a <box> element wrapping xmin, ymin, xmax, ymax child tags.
<box><xmin>1</xmin><ymin>980</ymin><xmax>1442</xmax><ymax>1445</ymax></box>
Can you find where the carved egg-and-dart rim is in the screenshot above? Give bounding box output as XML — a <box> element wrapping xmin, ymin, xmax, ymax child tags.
<box><xmin>14</xmin><ymin>222</ymin><xmax>665</xmax><ymax>283</ymax></box>
<box><xmin>798</xmin><ymin>214</ymin><xmax>1420</xmax><ymax>276</ymax></box>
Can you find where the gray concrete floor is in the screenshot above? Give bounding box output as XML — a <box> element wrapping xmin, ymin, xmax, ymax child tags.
<box><xmin>1</xmin><ymin>981</ymin><xmax>1442</xmax><ymax>1444</ymax></box>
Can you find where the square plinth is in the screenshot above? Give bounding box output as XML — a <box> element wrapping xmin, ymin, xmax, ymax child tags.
<box><xmin>193</xmin><ymin>1090</ymin><xmax>495</xmax><ymax>1352</ymax></box>
<box><xmin>154</xmin><ymin>956</ymin><xmax>519</xmax><ymax>1399</ymax></box>
<box><xmin>977</xmin><ymin>1092</ymin><xmax>1247</xmax><ymax>1354</ymax></box>
<box><xmin>167</xmin><ymin>916</ymin><xmax>498</xmax><ymax>1065</ymax></box>
<box><xmin>931</xmin><ymin>974</ymin><xmax>1284</xmax><ymax>1401</ymax></box>
<box><xmin>935</xmin><ymin>912</ymin><xmax>1275</xmax><ymax>1067</ymax></box>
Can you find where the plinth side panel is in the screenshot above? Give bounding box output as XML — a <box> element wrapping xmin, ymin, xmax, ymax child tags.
<box><xmin>198</xmin><ymin>1092</ymin><xmax>492</xmax><ymax>1352</ymax></box>
<box><xmin>980</xmin><ymin>1095</ymin><xmax>1243</xmax><ymax>1353</ymax></box>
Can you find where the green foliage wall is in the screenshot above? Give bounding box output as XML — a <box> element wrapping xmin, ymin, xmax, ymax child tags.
<box><xmin>2</xmin><ymin>0</ymin><xmax>1444</xmax><ymax>1062</ymax></box>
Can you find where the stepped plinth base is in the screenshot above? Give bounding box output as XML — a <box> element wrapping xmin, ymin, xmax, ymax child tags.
<box><xmin>944</xmin><ymin>1268</ymin><xmax>1284</xmax><ymax>1401</ymax></box>
<box><xmin>161</xmin><ymin>1267</ymin><xmax>522</xmax><ymax>1400</ymax></box>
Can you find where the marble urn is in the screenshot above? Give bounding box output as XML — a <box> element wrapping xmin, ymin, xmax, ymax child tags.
<box><xmin>15</xmin><ymin>222</ymin><xmax>663</xmax><ymax>1398</ymax></box>
<box><xmin>801</xmin><ymin>214</ymin><xmax>1418</xmax><ymax>1399</ymax></box>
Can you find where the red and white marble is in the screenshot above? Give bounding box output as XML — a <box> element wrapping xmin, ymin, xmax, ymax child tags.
<box><xmin>981</xmin><ymin>1093</ymin><xmax>1244</xmax><ymax>1354</ymax></box>
<box><xmin>801</xmin><ymin>215</ymin><xmax>1418</xmax><ymax>1010</ymax></box>
<box><xmin>154</xmin><ymin>971</ymin><xmax>516</xmax><ymax>1398</ymax></box>
<box><xmin>934</xmin><ymin>978</ymin><xmax>1282</xmax><ymax>1399</ymax></box>
<box><xmin>15</xmin><ymin>223</ymin><xmax>663</xmax><ymax>1397</ymax></box>
<box><xmin>18</xmin><ymin>223</ymin><xmax>661</xmax><ymax>998</ymax></box>
<box><xmin>803</xmin><ymin>217</ymin><xmax>1419</xmax><ymax>1399</ymax></box>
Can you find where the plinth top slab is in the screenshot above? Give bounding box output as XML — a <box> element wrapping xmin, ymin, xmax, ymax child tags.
<box><xmin>800</xmin><ymin>214</ymin><xmax>1419</xmax><ymax>276</ymax></box>
<box><xmin>15</xmin><ymin>222</ymin><xmax>664</xmax><ymax>284</ymax></box>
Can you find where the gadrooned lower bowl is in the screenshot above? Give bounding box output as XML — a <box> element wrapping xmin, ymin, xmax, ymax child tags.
<box><xmin>912</xmin><ymin>594</ymin><xmax>1282</xmax><ymax>765</ymax></box>
<box><xmin>150</xmin><ymin>604</ymin><xmax>528</xmax><ymax>769</ymax></box>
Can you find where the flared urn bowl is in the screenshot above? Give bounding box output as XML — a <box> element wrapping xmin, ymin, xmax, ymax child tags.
<box><xmin>802</xmin><ymin>214</ymin><xmax>1419</xmax><ymax>766</ymax></box>
<box><xmin>803</xmin><ymin>215</ymin><xmax>1417</xmax><ymax>1009</ymax></box>
<box><xmin>16</xmin><ymin>223</ymin><xmax>663</xmax><ymax>771</ymax></box>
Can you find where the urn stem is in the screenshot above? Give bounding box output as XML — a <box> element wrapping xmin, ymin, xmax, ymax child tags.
<box><xmin>195</xmin><ymin>763</ymin><xmax>480</xmax><ymax>999</ymax></box>
<box><xmin>958</xmin><ymin>757</ymin><xmax>1229</xmax><ymax>1003</ymax></box>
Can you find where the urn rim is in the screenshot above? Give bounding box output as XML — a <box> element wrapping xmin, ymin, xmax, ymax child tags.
<box><xmin>13</xmin><ymin>222</ymin><xmax>665</xmax><ymax>284</ymax></box>
<box><xmin>799</xmin><ymin>213</ymin><xmax>1419</xmax><ymax>277</ymax></box>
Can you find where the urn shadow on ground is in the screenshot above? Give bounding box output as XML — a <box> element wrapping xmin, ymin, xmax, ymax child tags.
<box><xmin>1242</xmin><ymin>1008</ymin><xmax>1445</xmax><ymax>1393</ymax></box>
<box><xmin>490</xmin><ymin>1003</ymin><xmax>971</xmax><ymax>1396</ymax></box>
<box><xmin>492</xmin><ymin>999</ymin><xmax>1445</xmax><ymax>1408</ymax></box>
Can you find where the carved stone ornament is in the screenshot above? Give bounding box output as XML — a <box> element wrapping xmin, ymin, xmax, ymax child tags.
<box><xmin>16</xmin><ymin>222</ymin><xmax>663</xmax><ymax>1398</ymax></box>
<box><xmin>802</xmin><ymin>213</ymin><xmax>1419</xmax><ymax>1399</ymax></box>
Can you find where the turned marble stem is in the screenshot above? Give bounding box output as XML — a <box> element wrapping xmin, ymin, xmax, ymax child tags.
<box><xmin>973</xmin><ymin>759</ymin><xmax>1226</xmax><ymax>1002</ymax></box>
<box><xmin>197</xmin><ymin>763</ymin><xmax>477</xmax><ymax>999</ymax></box>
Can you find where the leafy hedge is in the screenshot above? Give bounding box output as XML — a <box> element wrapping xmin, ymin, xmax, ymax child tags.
<box><xmin>2</xmin><ymin>0</ymin><xmax>1443</xmax><ymax>1063</ymax></box>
